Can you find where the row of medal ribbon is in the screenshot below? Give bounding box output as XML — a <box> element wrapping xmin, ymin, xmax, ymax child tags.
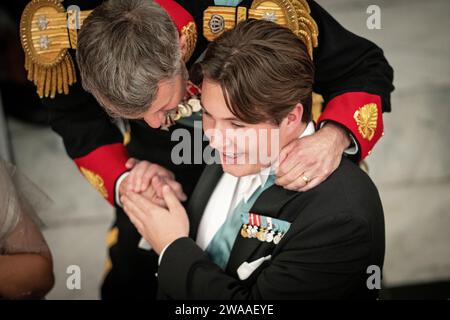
<box><xmin>240</xmin><ymin>224</ymin><xmax>285</xmax><ymax>244</ymax></box>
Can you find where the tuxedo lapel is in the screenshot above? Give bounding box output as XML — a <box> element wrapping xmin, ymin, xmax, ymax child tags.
<box><xmin>226</xmin><ymin>185</ymin><xmax>299</xmax><ymax>275</ymax></box>
<box><xmin>187</xmin><ymin>164</ymin><xmax>224</xmax><ymax>238</ymax></box>
<box><xmin>251</xmin><ymin>185</ymin><xmax>300</xmax><ymax>220</ymax></box>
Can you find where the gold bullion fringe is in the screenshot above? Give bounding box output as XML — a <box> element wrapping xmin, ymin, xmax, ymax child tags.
<box><xmin>24</xmin><ymin>52</ymin><xmax>77</xmax><ymax>98</ymax></box>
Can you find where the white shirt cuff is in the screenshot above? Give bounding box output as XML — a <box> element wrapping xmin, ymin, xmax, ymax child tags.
<box><xmin>158</xmin><ymin>243</ymin><xmax>171</xmax><ymax>266</ymax></box>
<box><xmin>114</xmin><ymin>171</ymin><xmax>130</xmax><ymax>207</ymax></box>
<box><xmin>344</xmin><ymin>133</ymin><xmax>359</xmax><ymax>155</ymax></box>
<box><xmin>138</xmin><ymin>237</ymin><xmax>152</xmax><ymax>251</ymax></box>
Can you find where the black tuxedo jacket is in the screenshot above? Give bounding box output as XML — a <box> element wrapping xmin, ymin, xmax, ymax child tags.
<box><xmin>157</xmin><ymin>157</ymin><xmax>385</xmax><ymax>299</ymax></box>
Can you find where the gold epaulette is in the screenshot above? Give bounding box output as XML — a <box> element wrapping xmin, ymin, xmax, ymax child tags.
<box><xmin>204</xmin><ymin>0</ymin><xmax>319</xmax><ymax>59</ymax></box>
<box><xmin>20</xmin><ymin>0</ymin><xmax>93</xmax><ymax>98</ymax></box>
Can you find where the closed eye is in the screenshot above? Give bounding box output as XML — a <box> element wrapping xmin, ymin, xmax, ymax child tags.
<box><xmin>231</xmin><ymin>122</ymin><xmax>245</xmax><ymax>128</ymax></box>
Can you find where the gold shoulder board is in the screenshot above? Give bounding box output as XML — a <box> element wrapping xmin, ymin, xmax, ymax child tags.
<box><xmin>203</xmin><ymin>0</ymin><xmax>318</xmax><ymax>59</ymax></box>
<box><xmin>20</xmin><ymin>0</ymin><xmax>83</xmax><ymax>98</ymax></box>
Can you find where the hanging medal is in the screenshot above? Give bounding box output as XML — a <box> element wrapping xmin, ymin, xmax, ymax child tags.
<box><xmin>273</xmin><ymin>231</ymin><xmax>283</xmax><ymax>245</ymax></box>
<box><xmin>240</xmin><ymin>224</ymin><xmax>249</xmax><ymax>238</ymax></box>
<box><xmin>256</xmin><ymin>227</ymin><xmax>267</xmax><ymax>242</ymax></box>
<box><xmin>265</xmin><ymin>230</ymin><xmax>274</xmax><ymax>243</ymax></box>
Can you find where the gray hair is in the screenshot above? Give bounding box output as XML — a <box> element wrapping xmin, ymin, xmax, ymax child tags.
<box><xmin>76</xmin><ymin>0</ymin><xmax>183</xmax><ymax>118</ymax></box>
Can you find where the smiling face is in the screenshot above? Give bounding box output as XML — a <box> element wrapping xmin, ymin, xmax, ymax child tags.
<box><xmin>201</xmin><ymin>78</ymin><xmax>303</xmax><ymax>177</ymax></box>
<box><xmin>198</xmin><ymin>21</ymin><xmax>314</xmax><ymax>177</ymax></box>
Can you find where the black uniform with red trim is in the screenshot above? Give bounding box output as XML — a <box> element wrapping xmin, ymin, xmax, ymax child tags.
<box><xmin>39</xmin><ymin>0</ymin><xmax>394</xmax><ymax>299</ymax></box>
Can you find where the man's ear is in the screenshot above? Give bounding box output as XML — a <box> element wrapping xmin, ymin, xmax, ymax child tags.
<box><xmin>179</xmin><ymin>35</ymin><xmax>187</xmax><ymax>58</ymax></box>
<box><xmin>286</xmin><ymin>103</ymin><xmax>304</xmax><ymax>126</ymax></box>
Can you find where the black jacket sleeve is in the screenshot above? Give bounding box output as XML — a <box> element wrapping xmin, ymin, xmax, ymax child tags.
<box><xmin>42</xmin><ymin>62</ymin><xmax>124</xmax><ymax>159</ymax></box>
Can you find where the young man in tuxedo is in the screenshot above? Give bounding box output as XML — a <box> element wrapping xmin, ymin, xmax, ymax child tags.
<box><xmin>122</xmin><ymin>20</ymin><xmax>385</xmax><ymax>299</ymax></box>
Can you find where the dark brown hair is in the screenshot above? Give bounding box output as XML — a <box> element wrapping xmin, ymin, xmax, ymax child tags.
<box><xmin>200</xmin><ymin>19</ymin><xmax>315</xmax><ymax>125</ymax></box>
